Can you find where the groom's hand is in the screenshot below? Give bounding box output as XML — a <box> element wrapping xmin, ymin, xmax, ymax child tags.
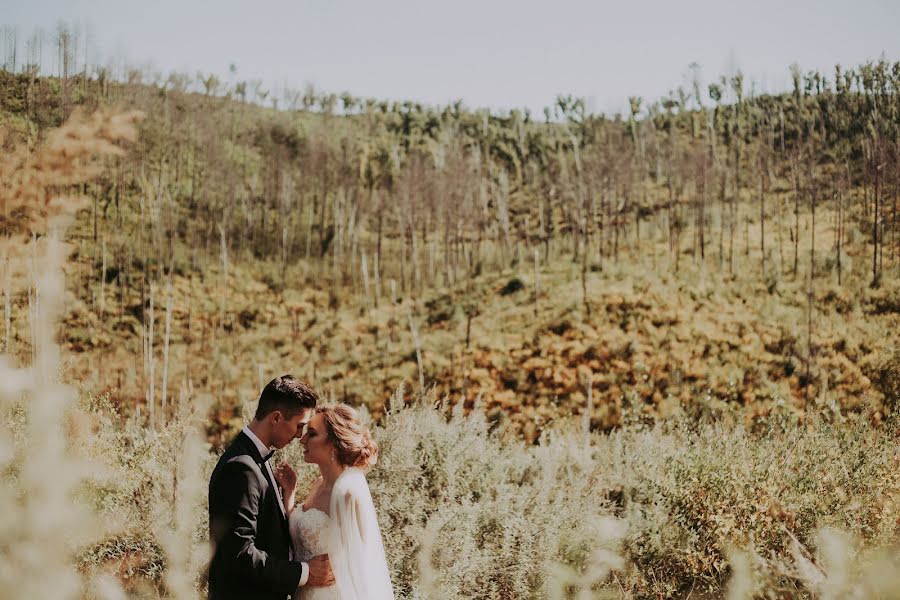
<box><xmin>274</xmin><ymin>463</ymin><xmax>298</xmax><ymax>495</ymax></box>
<box><xmin>306</xmin><ymin>554</ymin><xmax>335</xmax><ymax>587</ymax></box>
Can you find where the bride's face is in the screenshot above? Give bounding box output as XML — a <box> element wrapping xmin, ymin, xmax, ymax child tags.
<box><xmin>299</xmin><ymin>413</ymin><xmax>335</xmax><ymax>466</ymax></box>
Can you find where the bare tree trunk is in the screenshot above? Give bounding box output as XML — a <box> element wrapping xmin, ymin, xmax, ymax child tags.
<box><xmin>777</xmin><ymin>190</ymin><xmax>786</xmax><ymax>276</ymax></box>
<box><xmin>99</xmin><ymin>237</ymin><xmax>107</xmax><ymax>317</ymax></box>
<box><xmin>533</xmin><ymin>247</ymin><xmax>540</xmax><ymax>316</ymax></box>
<box><xmin>717</xmin><ymin>174</ymin><xmax>724</xmax><ymax>269</ymax></box>
<box><xmin>219</xmin><ymin>223</ymin><xmax>228</xmax><ymax>327</ymax></box>
<box><xmin>581</xmin><ymin>240</ymin><xmax>590</xmax><ymax>319</ymax></box>
<box><xmin>836</xmin><ymin>177</ymin><xmax>843</xmax><ymax>286</ymax></box>
<box><xmin>730</xmin><ymin>146</ymin><xmax>739</xmax><ymax>275</ymax></box>
<box><xmin>810</xmin><ymin>171</ymin><xmax>817</xmax><ymax>281</ymax></box>
<box><xmin>3</xmin><ymin>262</ymin><xmax>10</xmax><ymax>354</ymax></box>
<box><xmin>186</xmin><ymin>273</ymin><xmax>193</xmax><ymax>392</ymax></box>
<box><xmin>407</xmin><ymin>307</ymin><xmax>424</xmax><ymax>392</ymax></box>
<box><xmin>582</xmin><ymin>370</ymin><xmax>593</xmax><ymax>443</ymax></box>
<box><xmin>361</xmin><ymin>250</ymin><xmax>370</xmax><ymax>309</ymax></box>
<box><xmin>409</xmin><ymin>215</ymin><xmax>420</xmax><ymax>299</ymax></box>
<box><xmin>891</xmin><ymin>159</ymin><xmax>900</xmax><ymax>269</ymax></box>
<box><xmin>873</xmin><ymin>155</ymin><xmax>880</xmax><ymax>285</ymax></box>
<box><xmin>878</xmin><ymin>161</ymin><xmax>885</xmax><ymax>278</ymax></box>
<box><xmin>805</xmin><ymin>270</ymin><xmax>814</xmax><ymax>397</ymax></box>
<box><xmin>148</xmin><ymin>285</ymin><xmax>156</xmax><ymax>429</ymax></box>
<box><xmin>305</xmin><ymin>198</ymin><xmax>313</xmax><ymax>260</ymax></box>
<box><xmin>863</xmin><ymin>147</ymin><xmax>870</xmax><ymax>218</ymax></box>
<box><xmin>399</xmin><ymin>224</ymin><xmax>407</xmax><ymax>293</ymax></box>
<box><xmin>614</xmin><ymin>184</ymin><xmax>621</xmax><ymax>264</ymax></box>
<box><xmin>666</xmin><ymin>173</ymin><xmax>675</xmax><ymax>260</ymax></box>
<box><xmin>374</xmin><ymin>250</ymin><xmax>381</xmax><ymax>306</ymax></box>
<box><xmin>793</xmin><ymin>162</ymin><xmax>800</xmax><ymax>278</ymax></box>
<box><xmin>162</xmin><ymin>279</ymin><xmax>172</xmax><ymax>424</ymax></box>
<box><xmin>760</xmin><ymin>172</ymin><xmax>766</xmax><ymax>275</ymax></box>
<box><xmin>540</xmin><ymin>196</ymin><xmax>550</xmax><ymax>262</ymax></box>
<box><xmin>699</xmin><ymin>167</ymin><xmax>706</xmax><ymax>261</ymax></box>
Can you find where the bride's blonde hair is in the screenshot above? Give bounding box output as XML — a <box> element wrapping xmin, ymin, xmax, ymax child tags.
<box><xmin>316</xmin><ymin>404</ymin><xmax>378</xmax><ymax>469</ymax></box>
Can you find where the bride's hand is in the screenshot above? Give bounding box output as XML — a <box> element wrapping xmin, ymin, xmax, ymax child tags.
<box><xmin>274</xmin><ymin>462</ymin><xmax>298</xmax><ymax>496</ymax></box>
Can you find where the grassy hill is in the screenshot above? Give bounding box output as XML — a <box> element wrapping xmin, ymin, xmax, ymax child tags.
<box><xmin>1</xmin><ymin>62</ymin><xmax>899</xmax><ymax>443</ymax></box>
<box><xmin>1</xmin><ymin>60</ymin><xmax>899</xmax><ymax>598</ymax></box>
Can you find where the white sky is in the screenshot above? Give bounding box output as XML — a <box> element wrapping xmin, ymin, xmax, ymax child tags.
<box><xmin>4</xmin><ymin>0</ymin><xmax>900</xmax><ymax>115</ymax></box>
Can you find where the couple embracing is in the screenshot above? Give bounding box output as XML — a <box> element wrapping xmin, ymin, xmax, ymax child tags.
<box><xmin>208</xmin><ymin>375</ymin><xmax>394</xmax><ymax>600</ymax></box>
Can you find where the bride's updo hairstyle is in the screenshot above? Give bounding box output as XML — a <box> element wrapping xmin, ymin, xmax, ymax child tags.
<box><xmin>317</xmin><ymin>404</ymin><xmax>379</xmax><ymax>470</ymax></box>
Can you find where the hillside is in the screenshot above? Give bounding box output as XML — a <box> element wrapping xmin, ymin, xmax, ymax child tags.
<box><xmin>48</xmin><ymin>223</ymin><xmax>897</xmax><ymax>446</ymax></box>
<box><xmin>1</xmin><ymin>62</ymin><xmax>899</xmax><ymax>442</ymax></box>
<box><xmin>1</xmin><ymin>58</ymin><xmax>899</xmax><ymax>599</ymax></box>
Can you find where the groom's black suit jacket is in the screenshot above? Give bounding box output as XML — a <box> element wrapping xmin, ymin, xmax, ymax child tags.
<box><xmin>208</xmin><ymin>431</ymin><xmax>302</xmax><ymax>600</ymax></box>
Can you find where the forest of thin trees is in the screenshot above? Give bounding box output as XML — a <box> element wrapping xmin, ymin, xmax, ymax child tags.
<box><xmin>1</xmin><ymin>24</ymin><xmax>899</xmax><ymax>317</ymax></box>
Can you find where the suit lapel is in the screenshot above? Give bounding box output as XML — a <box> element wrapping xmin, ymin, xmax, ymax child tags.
<box><xmin>234</xmin><ymin>431</ymin><xmax>291</xmax><ymax>535</ymax></box>
<box><xmin>234</xmin><ymin>430</ymin><xmax>265</xmax><ymax>463</ymax></box>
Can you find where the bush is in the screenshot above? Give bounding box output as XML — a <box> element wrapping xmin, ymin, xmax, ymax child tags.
<box><xmin>424</xmin><ymin>293</ymin><xmax>456</xmax><ymax>325</ymax></box>
<box><xmin>4</xmin><ymin>382</ymin><xmax>899</xmax><ymax>599</ymax></box>
<box><xmin>499</xmin><ymin>277</ymin><xmax>525</xmax><ymax>296</ymax></box>
<box><xmin>258</xmin><ymin>391</ymin><xmax>900</xmax><ymax>598</ymax></box>
<box><xmin>867</xmin><ymin>346</ymin><xmax>900</xmax><ymax>416</ymax></box>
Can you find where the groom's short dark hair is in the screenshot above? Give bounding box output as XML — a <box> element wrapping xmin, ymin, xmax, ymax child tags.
<box><xmin>254</xmin><ymin>375</ymin><xmax>318</xmax><ymax>420</ymax></box>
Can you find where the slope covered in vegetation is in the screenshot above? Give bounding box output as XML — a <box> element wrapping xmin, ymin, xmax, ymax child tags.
<box><xmin>2</xmin><ymin>57</ymin><xmax>899</xmax><ymax>439</ymax></box>
<box><xmin>1</xmin><ymin>46</ymin><xmax>899</xmax><ymax>598</ymax></box>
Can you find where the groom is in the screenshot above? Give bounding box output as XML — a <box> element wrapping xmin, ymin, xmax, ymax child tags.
<box><xmin>208</xmin><ymin>375</ymin><xmax>334</xmax><ymax>599</ymax></box>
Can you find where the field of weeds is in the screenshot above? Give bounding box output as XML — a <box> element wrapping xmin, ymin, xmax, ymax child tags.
<box><xmin>4</xmin><ymin>377</ymin><xmax>899</xmax><ymax>598</ymax></box>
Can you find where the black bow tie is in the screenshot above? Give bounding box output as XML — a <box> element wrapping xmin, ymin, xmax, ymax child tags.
<box><xmin>262</xmin><ymin>449</ymin><xmax>276</xmax><ymax>462</ymax></box>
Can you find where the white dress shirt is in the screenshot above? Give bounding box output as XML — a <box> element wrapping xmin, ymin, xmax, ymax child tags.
<box><xmin>242</xmin><ymin>426</ymin><xmax>309</xmax><ymax>588</ymax></box>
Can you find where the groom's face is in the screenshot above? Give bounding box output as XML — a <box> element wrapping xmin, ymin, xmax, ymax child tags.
<box><xmin>271</xmin><ymin>407</ymin><xmax>313</xmax><ymax>449</ymax></box>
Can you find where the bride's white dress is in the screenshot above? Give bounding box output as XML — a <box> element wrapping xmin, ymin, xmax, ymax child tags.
<box><xmin>291</xmin><ymin>508</ymin><xmax>339</xmax><ymax>600</ymax></box>
<box><xmin>289</xmin><ymin>467</ymin><xmax>394</xmax><ymax>600</ymax></box>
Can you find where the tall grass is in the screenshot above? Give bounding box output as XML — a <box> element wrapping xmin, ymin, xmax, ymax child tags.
<box><xmin>0</xmin><ymin>109</ymin><xmax>143</xmax><ymax>598</ymax></box>
<box><xmin>75</xmin><ymin>388</ymin><xmax>899</xmax><ymax>599</ymax></box>
<box><xmin>0</xmin><ymin>109</ymin><xmax>208</xmax><ymax>599</ymax></box>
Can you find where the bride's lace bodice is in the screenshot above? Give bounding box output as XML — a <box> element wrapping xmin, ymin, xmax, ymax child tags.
<box><xmin>291</xmin><ymin>507</ymin><xmax>335</xmax><ymax>560</ymax></box>
<box><xmin>290</xmin><ymin>507</ymin><xmax>339</xmax><ymax>600</ymax></box>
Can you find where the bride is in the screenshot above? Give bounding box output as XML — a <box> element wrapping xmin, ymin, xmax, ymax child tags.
<box><xmin>274</xmin><ymin>404</ymin><xmax>394</xmax><ymax>600</ymax></box>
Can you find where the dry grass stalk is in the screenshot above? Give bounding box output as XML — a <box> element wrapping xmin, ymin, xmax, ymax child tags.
<box><xmin>0</xmin><ymin>109</ymin><xmax>142</xmax><ymax>598</ymax></box>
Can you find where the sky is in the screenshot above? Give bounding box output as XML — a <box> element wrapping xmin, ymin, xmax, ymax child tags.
<box><xmin>3</xmin><ymin>0</ymin><xmax>900</xmax><ymax>115</ymax></box>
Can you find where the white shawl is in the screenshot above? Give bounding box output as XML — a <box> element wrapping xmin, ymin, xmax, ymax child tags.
<box><xmin>328</xmin><ymin>467</ymin><xmax>394</xmax><ymax>600</ymax></box>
